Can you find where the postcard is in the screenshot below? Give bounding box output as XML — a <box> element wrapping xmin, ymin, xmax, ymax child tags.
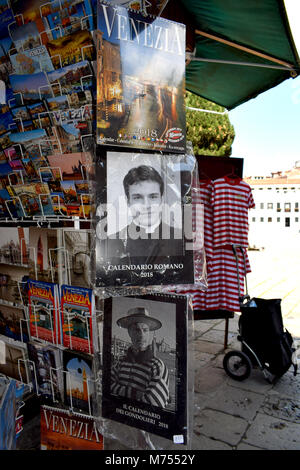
<box><xmin>10</xmin><ymin>45</ymin><xmax>55</xmax><ymax>74</ymax></box>
<box><xmin>28</xmin><ymin>279</ymin><xmax>60</xmax><ymax>344</ymax></box>
<box><xmin>10</xmin><ymin>21</ymin><xmax>41</xmax><ymax>52</ymax></box>
<box><xmin>0</xmin><ymin>161</ymin><xmax>12</xmax><ymax>177</ymax></box>
<box><xmin>0</xmin><ymin>45</ymin><xmax>13</xmax><ymax>83</ymax></box>
<box><xmin>0</xmin><ymin>3</ymin><xmax>14</xmax><ymax>40</ymax></box>
<box><xmin>62</xmin><ymin>228</ymin><xmax>92</xmax><ymax>289</ymax></box>
<box><xmin>27</xmin><ymin>343</ymin><xmax>63</xmax><ymax>403</ymax></box>
<box><xmin>46</xmin><ymin>95</ymin><xmax>69</xmax><ymax>112</ymax></box>
<box><xmin>8</xmin><ymin>159</ymin><xmax>24</xmax><ymax>172</ymax></box>
<box><xmin>60</xmin><ymin>180</ymin><xmax>78</xmax><ymax>205</ymax></box>
<box><xmin>74</xmin><ymin>180</ymin><xmax>89</xmax><ymax>195</ymax></box>
<box><xmin>96</xmin><ymin>0</ymin><xmax>186</xmax><ymax>152</ymax></box>
<box><xmin>0</xmin><ymin>151</ymin><xmax>6</xmax><ymax>163</ymax></box>
<box><xmin>102</xmin><ymin>293</ymin><xmax>188</xmax><ymax>442</ymax></box>
<box><xmin>10</xmin><ymin>106</ymin><xmax>31</xmax><ymax>122</ymax></box>
<box><xmin>50</xmin><ymin>192</ymin><xmax>68</xmax><ymax>217</ymax></box>
<box><xmin>21</xmin><ymin>158</ymin><xmax>38</xmax><ymax>181</ymax></box>
<box><xmin>60</xmin><ymin>285</ymin><xmax>95</xmax><ymax>354</ymax></box>
<box><xmin>67</xmin><ymin>90</ymin><xmax>93</xmax><ymax>108</ymax></box>
<box><xmin>0</xmin><ymin>131</ymin><xmax>12</xmax><ymax>150</ymax></box>
<box><xmin>43</xmin><ymin>0</ymin><xmax>94</xmax><ymax>40</ymax></box>
<box><xmin>95</xmin><ymin>150</ymin><xmax>195</xmax><ymax>287</ymax></box>
<box><xmin>27</xmin><ymin>101</ymin><xmax>47</xmax><ymax>119</ymax></box>
<box><xmin>31</xmin><ymin>154</ymin><xmax>49</xmax><ymax>175</ymax></box>
<box><xmin>4</xmin><ymin>146</ymin><xmax>18</xmax><ymax>160</ymax></box>
<box><xmin>46</xmin><ymin>29</ymin><xmax>95</xmax><ymax>69</ymax></box>
<box><xmin>0</xmin><ymin>267</ymin><xmax>27</xmax><ymax>305</ymax></box>
<box><xmin>0</xmin><ymin>111</ymin><xmax>14</xmax><ymax>135</ymax></box>
<box><xmin>28</xmin><ymin>227</ymin><xmax>62</xmax><ymax>283</ymax></box>
<box><xmin>52</xmin><ymin>121</ymin><xmax>85</xmax><ymax>154</ymax></box>
<box><xmin>40</xmin><ymin>194</ymin><xmax>55</xmax><ymax>216</ymax></box>
<box><xmin>10</xmin><ymin>0</ymin><xmax>54</xmax><ymax>23</ymax></box>
<box><xmin>4</xmin><ymin>198</ymin><xmax>25</xmax><ymax>219</ymax></box>
<box><xmin>9</xmin><ymin>71</ymin><xmax>53</xmax><ymax>105</ymax></box>
<box><xmin>63</xmin><ymin>349</ymin><xmax>95</xmax><ymax>414</ymax></box>
<box><xmin>65</xmin><ymin>202</ymin><xmax>80</xmax><ymax>217</ymax></box>
<box><xmin>47</xmin><ymin>180</ymin><xmax>62</xmax><ymax>193</ymax></box>
<box><xmin>21</xmin><ymin>120</ymin><xmax>37</xmax><ymax>132</ymax></box>
<box><xmin>79</xmin><ymin>204</ymin><xmax>93</xmax><ymax>219</ymax></box>
<box><xmin>0</xmin><ymin>302</ymin><xmax>29</xmax><ymax>342</ymax></box>
<box><xmin>46</xmin><ymin>151</ymin><xmax>93</xmax><ymax>181</ymax></box>
<box><xmin>0</xmin><ymin>225</ymin><xmax>29</xmax><ymax>265</ymax></box>
<box><xmin>9</xmin><ymin>128</ymin><xmax>54</xmax><ymax>157</ymax></box>
<box><xmin>0</xmin><ymin>340</ymin><xmax>30</xmax><ymax>383</ymax></box>
<box><xmin>12</xmin><ymin>182</ymin><xmax>49</xmax><ymax>217</ymax></box>
<box><xmin>47</xmin><ymin>60</ymin><xmax>93</xmax><ymax>97</ymax></box>
<box><xmin>0</xmin><ymin>188</ymin><xmax>10</xmax><ymax>217</ymax></box>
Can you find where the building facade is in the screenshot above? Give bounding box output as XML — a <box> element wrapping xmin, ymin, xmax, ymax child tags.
<box><xmin>245</xmin><ymin>161</ymin><xmax>300</xmax><ymax>248</ymax></box>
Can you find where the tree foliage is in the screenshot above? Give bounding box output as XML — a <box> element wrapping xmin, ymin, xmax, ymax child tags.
<box><xmin>185</xmin><ymin>91</ymin><xmax>235</xmax><ymax>157</ymax></box>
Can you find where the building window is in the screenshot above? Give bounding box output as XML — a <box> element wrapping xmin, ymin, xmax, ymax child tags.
<box><xmin>268</xmin><ymin>217</ymin><xmax>272</xmax><ymax>222</ymax></box>
<box><xmin>277</xmin><ymin>218</ymin><xmax>280</xmax><ymax>222</ymax></box>
<box><xmin>295</xmin><ymin>218</ymin><xmax>299</xmax><ymax>223</ymax></box>
<box><xmin>260</xmin><ymin>203</ymin><xmax>264</xmax><ymax>209</ymax></box>
<box><xmin>252</xmin><ymin>217</ymin><xmax>256</xmax><ymax>222</ymax></box>
<box><xmin>285</xmin><ymin>217</ymin><xmax>290</xmax><ymax>227</ymax></box>
<box><xmin>267</xmin><ymin>203</ymin><xmax>273</xmax><ymax>209</ymax></box>
<box><xmin>295</xmin><ymin>202</ymin><xmax>299</xmax><ymax>212</ymax></box>
<box><xmin>260</xmin><ymin>217</ymin><xmax>264</xmax><ymax>222</ymax></box>
<box><xmin>277</xmin><ymin>203</ymin><xmax>281</xmax><ymax>212</ymax></box>
<box><xmin>284</xmin><ymin>203</ymin><xmax>291</xmax><ymax>212</ymax></box>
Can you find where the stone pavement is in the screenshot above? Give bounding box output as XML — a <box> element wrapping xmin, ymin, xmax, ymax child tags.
<box><xmin>191</xmin><ymin>315</ymin><xmax>300</xmax><ymax>450</ymax></box>
<box><xmin>191</xmin><ymin>237</ymin><xmax>300</xmax><ymax>451</ymax></box>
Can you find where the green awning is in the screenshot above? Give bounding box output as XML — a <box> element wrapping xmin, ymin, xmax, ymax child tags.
<box><xmin>165</xmin><ymin>0</ymin><xmax>300</xmax><ymax>110</ymax></box>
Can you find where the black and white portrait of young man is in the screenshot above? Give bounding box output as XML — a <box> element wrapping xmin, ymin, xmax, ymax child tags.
<box><xmin>95</xmin><ymin>151</ymin><xmax>195</xmax><ymax>287</ymax></box>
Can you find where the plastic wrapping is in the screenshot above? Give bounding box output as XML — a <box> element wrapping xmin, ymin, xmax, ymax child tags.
<box><xmin>92</xmin><ymin>146</ymin><xmax>207</xmax><ymax>297</ymax></box>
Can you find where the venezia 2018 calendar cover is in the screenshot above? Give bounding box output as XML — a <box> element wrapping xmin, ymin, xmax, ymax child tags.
<box><xmin>96</xmin><ymin>0</ymin><xmax>186</xmax><ymax>153</ymax></box>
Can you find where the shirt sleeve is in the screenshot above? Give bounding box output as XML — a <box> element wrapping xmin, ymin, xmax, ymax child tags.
<box><xmin>137</xmin><ymin>358</ymin><xmax>170</xmax><ymax>409</ymax></box>
<box><xmin>248</xmin><ymin>187</ymin><xmax>255</xmax><ymax>209</ymax></box>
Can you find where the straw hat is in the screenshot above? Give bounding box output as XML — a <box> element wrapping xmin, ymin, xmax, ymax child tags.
<box><xmin>117</xmin><ymin>307</ymin><xmax>162</xmax><ymax>331</ymax></box>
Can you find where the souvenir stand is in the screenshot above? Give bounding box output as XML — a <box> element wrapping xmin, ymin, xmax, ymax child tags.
<box><xmin>0</xmin><ymin>0</ymin><xmax>205</xmax><ymax>451</ymax></box>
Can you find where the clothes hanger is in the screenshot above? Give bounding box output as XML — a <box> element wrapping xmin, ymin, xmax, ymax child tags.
<box><xmin>199</xmin><ymin>167</ymin><xmax>211</xmax><ymax>181</ymax></box>
<box><xmin>225</xmin><ymin>165</ymin><xmax>240</xmax><ymax>179</ymax></box>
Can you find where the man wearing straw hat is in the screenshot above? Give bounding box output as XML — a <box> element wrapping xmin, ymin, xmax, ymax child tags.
<box><xmin>111</xmin><ymin>306</ymin><xmax>170</xmax><ymax>409</ymax></box>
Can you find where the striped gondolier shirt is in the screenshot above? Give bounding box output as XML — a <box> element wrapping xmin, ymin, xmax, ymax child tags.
<box><xmin>111</xmin><ymin>346</ymin><xmax>169</xmax><ymax>409</ymax></box>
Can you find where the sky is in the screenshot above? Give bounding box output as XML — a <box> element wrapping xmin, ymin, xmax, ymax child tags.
<box><xmin>228</xmin><ymin>0</ymin><xmax>300</xmax><ymax>177</ymax></box>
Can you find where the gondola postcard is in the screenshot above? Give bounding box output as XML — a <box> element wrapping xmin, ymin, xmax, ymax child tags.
<box><xmin>95</xmin><ymin>150</ymin><xmax>195</xmax><ymax>288</ymax></box>
<box><xmin>96</xmin><ymin>0</ymin><xmax>186</xmax><ymax>153</ymax></box>
<box><xmin>102</xmin><ymin>293</ymin><xmax>188</xmax><ymax>443</ymax></box>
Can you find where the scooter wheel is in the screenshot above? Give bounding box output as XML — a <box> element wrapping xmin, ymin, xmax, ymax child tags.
<box><xmin>223</xmin><ymin>350</ymin><xmax>252</xmax><ymax>381</ymax></box>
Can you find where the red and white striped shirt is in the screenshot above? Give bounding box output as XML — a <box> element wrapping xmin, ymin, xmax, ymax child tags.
<box><xmin>203</xmin><ymin>246</ymin><xmax>251</xmax><ymax>312</ymax></box>
<box><xmin>211</xmin><ymin>176</ymin><xmax>255</xmax><ymax>248</ymax></box>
